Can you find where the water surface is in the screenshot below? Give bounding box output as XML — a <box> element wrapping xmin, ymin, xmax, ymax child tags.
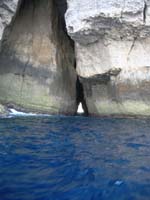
<box><xmin>0</xmin><ymin>116</ymin><xmax>150</xmax><ymax>200</ymax></box>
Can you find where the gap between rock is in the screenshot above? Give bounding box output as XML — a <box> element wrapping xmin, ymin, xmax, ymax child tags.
<box><xmin>55</xmin><ymin>0</ymin><xmax>88</xmax><ymax>116</ymax></box>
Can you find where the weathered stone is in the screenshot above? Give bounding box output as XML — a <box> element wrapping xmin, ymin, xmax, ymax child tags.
<box><xmin>0</xmin><ymin>104</ymin><xmax>8</xmax><ymax>116</ymax></box>
<box><xmin>0</xmin><ymin>0</ymin><xmax>22</xmax><ymax>50</ymax></box>
<box><xmin>66</xmin><ymin>0</ymin><xmax>150</xmax><ymax>44</ymax></box>
<box><xmin>66</xmin><ymin>0</ymin><xmax>150</xmax><ymax>116</ymax></box>
<box><xmin>0</xmin><ymin>0</ymin><xmax>76</xmax><ymax>114</ymax></box>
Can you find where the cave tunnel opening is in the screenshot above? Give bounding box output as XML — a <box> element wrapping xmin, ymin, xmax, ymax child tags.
<box><xmin>76</xmin><ymin>77</ymin><xmax>89</xmax><ymax>116</ymax></box>
<box><xmin>54</xmin><ymin>0</ymin><xmax>89</xmax><ymax>116</ymax></box>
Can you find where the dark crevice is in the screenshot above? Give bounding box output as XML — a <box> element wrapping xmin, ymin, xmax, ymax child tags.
<box><xmin>54</xmin><ymin>0</ymin><xmax>67</xmax><ymax>32</ymax></box>
<box><xmin>143</xmin><ymin>1</ymin><xmax>147</xmax><ymax>23</ymax></box>
<box><xmin>55</xmin><ymin>0</ymin><xmax>88</xmax><ymax>116</ymax></box>
<box><xmin>53</xmin><ymin>0</ymin><xmax>73</xmax><ymax>46</ymax></box>
<box><xmin>76</xmin><ymin>76</ymin><xmax>89</xmax><ymax>116</ymax></box>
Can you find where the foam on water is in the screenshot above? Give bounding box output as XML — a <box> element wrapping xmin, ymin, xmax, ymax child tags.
<box><xmin>9</xmin><ymin>109</ymin><xmax>37</xmax><ymax>116</ymax></box>
<box><xmin>9</xmin><ymin>108</ymin><xmax>51</xmax><ymax>117</ymax></box>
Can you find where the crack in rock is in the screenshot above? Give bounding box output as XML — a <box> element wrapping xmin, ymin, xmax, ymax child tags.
<box><xmin>143</xmin><ymin>0</ymin><xmax>147</xmax><ymax>23</ymax></box>
<box><xmin>127</xmin><ymin>37</ymin><xmax>137</xmax><ymax>61</ymax></box>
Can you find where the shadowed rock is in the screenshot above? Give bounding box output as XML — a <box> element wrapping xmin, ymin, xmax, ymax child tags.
<box><xmin>0</xmin><ymin>0</ymin><xmax>76</xmax><ymax>114</ymax></box>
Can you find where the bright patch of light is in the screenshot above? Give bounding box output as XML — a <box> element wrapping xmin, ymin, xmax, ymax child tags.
<box><xmin>9</xmin><ymin>108</ymin><xmax>51</xmax><ymax>117</ymax></box>
<box><xmin>115</xmin><ymin>180</ymin><xmax>123</xmax><ymax>186</ymax></box>
<box><xmin>77</xmin><ymin>103</ymin><xmax>84</xmax><ymax>114</ymax></box>
<box><xmin>9</xmin><ymin>108</ymin><xmax>37</xmax><ymax>116</ymax></box>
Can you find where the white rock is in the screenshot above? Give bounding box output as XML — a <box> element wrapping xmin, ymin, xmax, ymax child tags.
<box><xmin>66</xmin><ymin>0</ymin><xmax>150</xmax><ymax>44</ymax></box>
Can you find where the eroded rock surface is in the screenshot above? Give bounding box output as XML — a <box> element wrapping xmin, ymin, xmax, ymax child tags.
<box><xmin>0</xmin><ymin>0</ymin><xmax>76</xmax><ymax>114</ymax></box>
<box><xmin>66</xmin><ymin>0</ymin><xmax>150</xmax><ymax>116</ymax></box>
<box><xmin>0</xmin><ymin>0</ymin><xmax>22</xmax><ymax>49</ymax></box>
<box><xmin>0</xmin><ymin>104</ymin><xmax>7</xmax><ymax>116</ymax></box>
<box><xmin>66</xmin><ymin>0</ymin><xmax>150</xmax><ymax>44</ymax></box>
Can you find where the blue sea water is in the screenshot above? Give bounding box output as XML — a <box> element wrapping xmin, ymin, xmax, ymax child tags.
<box><xmin>0</xmin><ymin>116</ymin><xmax>150</xmax><ymax>200</ymax></box>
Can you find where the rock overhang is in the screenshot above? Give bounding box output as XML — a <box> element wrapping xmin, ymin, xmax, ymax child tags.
<box><xmin>65</xmin><ymin>0</ymin><xmax>150</xmax><ymax>44</ymax></box>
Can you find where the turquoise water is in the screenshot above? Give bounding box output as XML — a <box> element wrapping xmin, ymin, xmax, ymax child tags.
<box><xmin>0</xmin><ymin>116</ymin><xmax>150</xmax><ymax>200</ymax></box>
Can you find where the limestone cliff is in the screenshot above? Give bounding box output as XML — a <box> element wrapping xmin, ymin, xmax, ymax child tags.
<box><xmin>1</xmin><ymin>0</ymin><xmax>150</xmax><ymax>117</ymax></box>
<box><xmin>66</xmin><ymin>0</ymin><xmax>150</xmax><ymax>116</ymax></box>
<box><xmin>0</xmin><ymin>0</ymin><xmax>76</xmax><ymax>115</ymax></box>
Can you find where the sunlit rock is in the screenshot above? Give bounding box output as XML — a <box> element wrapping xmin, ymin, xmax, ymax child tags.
<box><xmin>66</xmin><ymin>0</ymin><xmax>150</xmax><ymax>116</ymax></box>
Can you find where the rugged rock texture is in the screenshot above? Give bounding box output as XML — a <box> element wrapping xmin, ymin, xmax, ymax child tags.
<box><xmin>0</xmin><ymin>0</ymin><xmax>21</xmax><ymax>49</ymax></box>
<box><xmin>0</xmin><ymin>0</ymin><xmax>76</xmax><ymax>114</ymax></box>
<box><xmin>0</xmin><ymin>104</ymin><xmax>7</xmax><ymax>116</ymax></box>
<box><xmin>66</xmin><ymin>0</ymin><xmax>150</xmax><ymax>44</ymax></box>
<box><xmin>1</xmin><ymin>0</ymin><xmax>150</xmax><ymax>116</ymax></box>
<box><xmin>66</xmin><ymin>0</ymin><xmax>150</xmax><ymax>116</ymax></box>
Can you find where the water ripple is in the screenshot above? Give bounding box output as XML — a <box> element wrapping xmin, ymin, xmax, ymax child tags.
<box><xmin>0</xmin><ymin>116</ymin><xmax>150</xmax><ymax>200</ymax></box>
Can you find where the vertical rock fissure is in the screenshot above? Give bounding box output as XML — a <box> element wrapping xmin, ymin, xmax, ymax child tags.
<box><xmin>76</xmin><ymin>76</ymin><xmax>89</xmax><ymax>116</ymax></box>
<box><xmin>54</xmin><ymin>0</ymin><xmax>88</xmax><ymax>116</ymax></box>
<box><xmin>143</xmin><ymin>0</ymin><xmax>147</xmax><ymax>23</ymax></box>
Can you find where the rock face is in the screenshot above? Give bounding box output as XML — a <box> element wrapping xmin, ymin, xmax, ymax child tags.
<box><xmin>1</xmin><ymin>0</ymin><xmax>150</xmax><ymax>116</ymax></box>
<box><xmin>0</xmin><ymin>0</ymin><xmax>76</xmax><ymax>114</ymax></box>
<box><xmin>66</xmin><ymin>0</ymin><xmax>150</xmax><ymax>116</ymax></box>
<box><xmin>0</xmin><ymin>104</ymin><xmax>7</xmax><ymax>116</ymax></box>
<box><xmin>0</xmin><ymin>0</ymin><xmax>22</xmax><ymax>49</ymax></box>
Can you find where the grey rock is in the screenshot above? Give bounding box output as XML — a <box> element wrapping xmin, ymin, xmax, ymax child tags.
<box><xmin>66</xmin><ymin>0</ymin><xmax>150</xmax><ymax>44</ymax></box>
<box><xmin>0</xmin><ymin>104</ymin><xmax>8</xmax><ymax>116</ymax></box>
<box><xmin>0</xmin><ymin>0</ymin><xmax>21</xmax><ymax>50</ymax></box>
<box><xmin>0</xmin><ymin>0</ymin><xmax>76</xmax><ymax>115</ymax></box>
<box><xmin>66</xmin><ymin>0</ymin><xmax>150</xmax><ymax>116</ymax></box>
